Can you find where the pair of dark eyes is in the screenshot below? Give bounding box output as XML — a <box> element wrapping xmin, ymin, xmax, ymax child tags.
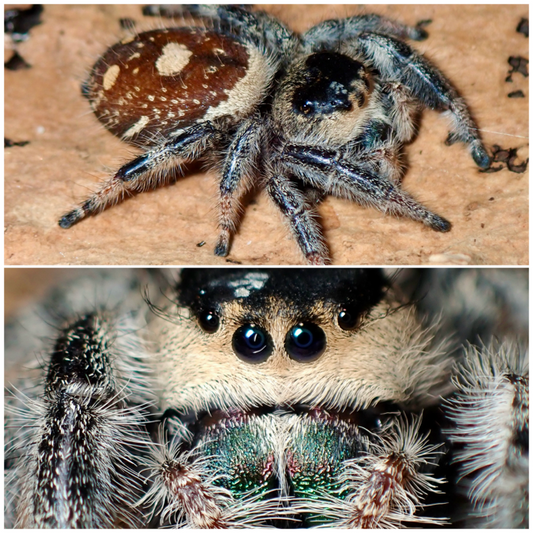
<box><xmin>232</xmin><ymin>322</ymin><xmax>326</xmax><ymax>363</ymax></box>
<box><xmin>198</xmin><ymin>308</ymin><xmax>361</xmax><ymax>363</ymax></box>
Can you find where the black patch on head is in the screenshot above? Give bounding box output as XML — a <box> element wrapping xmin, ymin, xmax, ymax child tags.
<box><xmin>292</xmin><ymin>52</ymin><xmax>367</xmax><ymax>116</ymax></box>
<box><xmin>177</xmin><ymin>268</ymin><xmax>386</xmax><ymax>320</ymax></box>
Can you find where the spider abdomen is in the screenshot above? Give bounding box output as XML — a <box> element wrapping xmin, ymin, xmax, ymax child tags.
<box><xmin>85</xmin><ymin>28</ymin><xmax>271</xmax><ymax>146</ymax></box>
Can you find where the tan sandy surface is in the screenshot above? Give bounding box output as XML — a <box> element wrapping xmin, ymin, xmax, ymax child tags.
<box><xmin>5</xmin><ymin>5</ymin><xmax>528</xmax><ymax>265</ymax></box>
<box><xmin>4</xmin><ymin>267</ymin><xmax>78</xmax><ymax>316</ymax></box>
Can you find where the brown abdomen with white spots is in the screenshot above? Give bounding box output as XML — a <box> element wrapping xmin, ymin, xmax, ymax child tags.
<box><xmin>85</xmin><ymin>28</ymin><xmax>262</xmax><ymax>146</ymax></box>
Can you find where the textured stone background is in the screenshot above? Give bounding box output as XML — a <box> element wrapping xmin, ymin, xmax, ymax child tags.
<box><xmin>5</xmin><ymin>5</ymin><xmax>528</xmax><ymax>265</ymax></box>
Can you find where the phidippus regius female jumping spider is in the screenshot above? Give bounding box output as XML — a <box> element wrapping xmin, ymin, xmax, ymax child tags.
<box><xmin>58</xmin><ymin>5</ymin><xmax>490</xmax><ymax>264</ymax></box>
<box><xmin>5</xmin><ymin>268</ymin><xmax>528</xmax><ymax>528</ymax></box>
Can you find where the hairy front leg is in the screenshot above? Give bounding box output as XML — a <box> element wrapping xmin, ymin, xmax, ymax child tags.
<box><xmin>356</xmin><ymin>32</ymin><xmax>490</xmax><ymax>168</ymax></box>
<box><xmin>283</xmin><ymin>145</ymin><xmax>451</xmax><ymax>232</ymax></box>
<box><xmin>59</xmin><ymin>122</ymin><xmax>219</xmax><ymax>229</ymax></box>
<box><xmin>11</xmin><ymin>314</ymin><xmax>150</xmax><ymax>528</ymax></box>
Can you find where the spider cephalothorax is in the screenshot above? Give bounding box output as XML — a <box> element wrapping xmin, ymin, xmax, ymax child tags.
<box><xmin>58</xmin><ymin>6</ymin><xmax>490</xmax><ymax>264</ymax></box>
<box><xmin>5</xmin><ymin>268</ymin><xmax>528</xmax><ymax>528</ymax></box>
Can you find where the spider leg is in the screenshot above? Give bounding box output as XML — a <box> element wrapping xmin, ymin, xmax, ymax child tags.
<box><xmin>380</xmin><ymin>81</ymin><xmax>420</xmax><ymax>143</ymax></box>
<box><xmin>346</xmin><ymin>121</ymin><xmax>405</xmax><ymax>181</ymax></box>
<box><xmin>266</xmin><ymin>168</ymin><xmax>330</xmax><ymax>264</ymax></box>
<box><xmin>301</xmin><ymin>13</ymin><xmax>429</xmax><ymax>52</ymax></box>
<box><xmin>12</xmin><ymin>313</ymin><xmax>150</xmax><ymax>528</ymax></box>
<box><xmin>215</xmin><ymin>116</ymin><xmax>266</xmax><ymax>257</ymax></box>
<box><xmin>58</xmin><ymin>122</ymin><xmax>218</xmax><ymax>229</ymax></box>
<box><xmin>283</xmin><ymin>144</ymin><xmax>451</xmax><ymax>232</ymax></box>
<box><xmin>146</xmin><ymin>4</ymin><xmax>298</xmax><ymax>63</ymax></box>
<box><xmin>445</xmin><ymin>343</ymin><xmax>529</xmax><ymax>528</ymax></box>
<box><xmin>356</xmin><ymin>32</ymin><xmax>490</xmax><ymax>168</ymax></box>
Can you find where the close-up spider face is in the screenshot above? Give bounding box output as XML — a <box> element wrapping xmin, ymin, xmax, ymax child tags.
<box><xmin>57</xmin><ymin>4</ymin><xmax>490</xmax><ymax>264</ymax></box>
<box><xmin>5</xmin><ymin>268</ymin><xmax>528</xmax><ymax>528</ymax></box>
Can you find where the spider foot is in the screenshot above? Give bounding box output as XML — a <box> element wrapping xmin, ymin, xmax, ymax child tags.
<box><xmin>58</xmin><ymin>205</ymin><xmax>87</xmax><ymax>229</ymax></box>
<box><xmin>448</xmin><ymin>134</ymin><xmax>491</xmax><ymax>169</ymax></box>
<box><xmin>427</xmin><ymin>213</ymin><xmax>452</xmax><ymax>232</ymax></box>
<box><xmin>214</xmin><ymin>230</ymin><xmax>231</xmax><ymax>257</ymax></box>
<box><xmin>414</xmin><ymin>19</ymin><xmax>432</xmax><ymax>40</ymax></box>
<box><xmin>471</xmin><ymin>144</ymin><xmax>491</xmax><ymax>170</ymax></box>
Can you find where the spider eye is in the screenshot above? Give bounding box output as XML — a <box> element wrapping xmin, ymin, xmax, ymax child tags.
<box><xmin>285</xmin><ymin>323</ymin><xmax>326</xmax><ymax>362</ymax></box>
<box><xmin>198</xmin><ymin>310</ymin><xmax>220</xmax><ymax>333</ymax></box>
<box><xmin>233</xmin><ymin>324</ymin><xmax>273</xmax><ymax>363</ymax></box>
<box><xmin>338</xmin><ymin>307</ymin><xmax>360</xmax><ymax>331</ymax></box>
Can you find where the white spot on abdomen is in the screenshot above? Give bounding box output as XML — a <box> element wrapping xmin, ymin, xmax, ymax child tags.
<box><xmin>123</xmin><ymin>116</ymin><xmax>149</xmax><ymax>138</ymax></box>
<box><xmin>204</xmin><ymin>45</ymin><xmax>273</xmax><ymax>121</ymax></box>
<box><xmin>156</xmin><ymin>43</ymin><xmax>193</xmax><ymax>76</ymax></box>
<box><xmin>103</xmin><ymin>65</ymin><xmax>120</xmax><ymax>91</ymax></box>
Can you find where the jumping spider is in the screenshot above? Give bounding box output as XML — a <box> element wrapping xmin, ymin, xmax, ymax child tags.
<box><xmin>5</xmin><ymin>268</ymin><xmax>528</xmax><ymax>528</ymax></box>
<box><xmin>59</xmin><ymin>5</ymin><xmax>490</xmax><ymax>264</ymax></box>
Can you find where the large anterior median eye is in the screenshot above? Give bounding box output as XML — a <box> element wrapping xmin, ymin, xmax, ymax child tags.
<box><xmin>233</xmin><ymin>324</ymin><xmax>273</xmax><ymax>363</ymax></box>
<box><xmin>285</xmin><ymin>323</ymin><xmax>326</xmax><ymax>362</ymax></box>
